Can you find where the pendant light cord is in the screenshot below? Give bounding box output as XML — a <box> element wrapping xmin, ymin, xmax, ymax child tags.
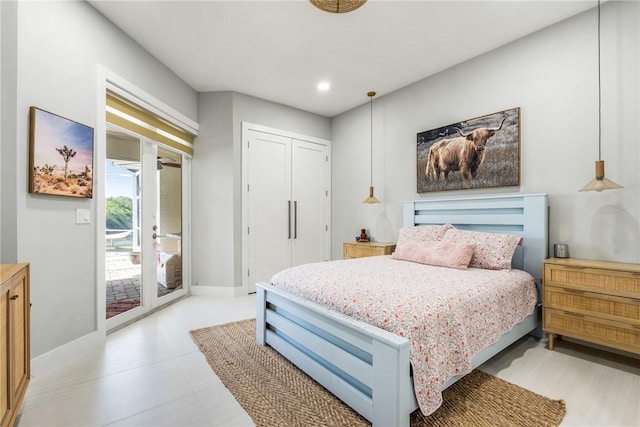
<box><xmin>370</xmin><ymin>94</ymin><xmax>373</xmax><ymax>186</ymax></box>
<box><xmin>598</xmin><ymin>0</ymin><xmax>602</xmax><ymax>161</ymax></box>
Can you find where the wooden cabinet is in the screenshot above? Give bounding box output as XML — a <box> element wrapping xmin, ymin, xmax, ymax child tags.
<box><xmin>542</xmin><ymin>258</ymin><xmax>639</xmax><ymax>355</ymax></box>
<box><xmin>1</xmin><ymin>263</ymin><xmax>30</xmax><ymax>427</ymax></box>
<box><xmin>343</xmin><ymin>242</ymin><xmax>396</xmax><ymax>259</ymax></box>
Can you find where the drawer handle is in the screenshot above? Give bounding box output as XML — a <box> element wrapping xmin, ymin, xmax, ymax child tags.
<box><xmin>564</xmin><ymin>311</ymin><xmax>584</xmax><ymax>318</ymax></box>
<box><xmin>10</xmin><ymin>295</ymin><xmax>19</xmax><ymax>300</ymax></box>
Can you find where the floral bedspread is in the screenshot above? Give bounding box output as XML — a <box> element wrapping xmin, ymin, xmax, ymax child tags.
<box><xmin>270</xmin><ymin>255</ymin><xmax>537</xmax><ymax>415</ymax></box>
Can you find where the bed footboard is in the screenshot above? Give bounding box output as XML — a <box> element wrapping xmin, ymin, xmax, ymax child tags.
<box><xmin>256</xmin><ymin>283</ymin><xmax>417</xmax><ymax>427</ymax></box>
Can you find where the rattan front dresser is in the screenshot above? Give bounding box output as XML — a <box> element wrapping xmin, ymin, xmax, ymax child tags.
<box><xmin>542</xmin><ymin>257</ymin><xmax>640</xmax><ymax>355</ymax></box>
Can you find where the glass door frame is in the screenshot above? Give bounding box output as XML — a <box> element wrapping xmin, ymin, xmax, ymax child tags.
<box><xmin>96</xmin><ymin>71</ymin><xmax>197</xmax><ymax>339</ymax></box>
<box><xmin>103</xmin><ymin>128</ymin><xmax>190</xmax><ymax>332</ymax></box>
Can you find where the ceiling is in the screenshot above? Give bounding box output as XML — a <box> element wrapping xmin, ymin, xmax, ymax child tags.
<box><xmin>88</xmin><ymin>0</ymin><xmax>597</xmax><ymax>117</ymax></box>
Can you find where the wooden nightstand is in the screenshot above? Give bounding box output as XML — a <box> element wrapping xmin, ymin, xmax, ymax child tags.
<box><xmin>343</xmin><ymin>241</ymin><xmax>396</xmax><ymax>259</ymax></box>
<box><xmin>542</xmin><ymin>257</ymin><xmax>640</xmax><ymax>355</ymax></box>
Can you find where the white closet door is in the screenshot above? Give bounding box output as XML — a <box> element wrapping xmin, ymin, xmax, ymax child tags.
<box><xmin>291</xmin><ymin>139</ymin><xmax>330</xmax><ymax>266</ymax></box>
<box><xmin>247</xmin><ymin>131</ymin><xmax>292</xmax><ymax>292</ymax></box>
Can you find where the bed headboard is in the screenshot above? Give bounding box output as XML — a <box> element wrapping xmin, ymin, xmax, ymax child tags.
<box><xmin>403</xmin><ymin>193</ymin><xmax>548</xmax><ymax>282</ymax></box>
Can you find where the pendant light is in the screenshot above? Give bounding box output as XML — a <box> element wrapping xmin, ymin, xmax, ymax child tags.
<box><xmin>363</xmin><ymin>91</ymin><xmax>381</xmax><ymax>204</ymax></box>
<box><xmin>309</xmin><ymin>0</ymin><xmax>367</xmax><ymax>14</ymax></box>
<box><xmin>579</xmin><ymin>0</ymin><xmax>622</xmax><ymax>192</ymax></box>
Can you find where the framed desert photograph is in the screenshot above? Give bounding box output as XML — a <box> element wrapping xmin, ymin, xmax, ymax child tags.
<box><xmin>417</xmin><ymin>107</ymin><xmax>520</xmax><ymax>193</ymax></box>
<box><xmin>29</xmin><ymin>107</ymin><xmax>94</xmax><ymax>198</ymax></box>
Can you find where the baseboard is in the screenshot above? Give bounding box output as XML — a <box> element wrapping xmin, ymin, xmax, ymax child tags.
<box><xmin>190</xmin><ymin>284</ymin><xmax>248</xmax><ymax>297</ymax></box>
<box><xmin>31</xmin><ymin>330</ymin><xmax>104</xmax><ymax>377</ymax></box>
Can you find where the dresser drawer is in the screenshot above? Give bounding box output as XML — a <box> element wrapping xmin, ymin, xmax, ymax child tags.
<box><xmin>544</xmin><ymin>286</ymin><xmax>640</xmax><ymax>325</ymax></box>
<box><xmin>544</xmin><ymin>264</ymin><xmax>640</xmax><ymax>298</ymax></box>
<box><xmin>543</xmin><ymin>307</ymin><xmax>640</xmax><ymax>354</ymax></box>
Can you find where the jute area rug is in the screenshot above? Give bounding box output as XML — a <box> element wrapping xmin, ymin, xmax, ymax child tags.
<box><xmin>190</xmin><ymin>319</ymin><xmax>566</xmax><ymax>427</ymax></box>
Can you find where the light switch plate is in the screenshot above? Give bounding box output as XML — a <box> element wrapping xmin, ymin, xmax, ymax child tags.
<box><xmin>76</xmin><ymin>208</ymin><xmax>90</xmax><ymax>224</ymax></box>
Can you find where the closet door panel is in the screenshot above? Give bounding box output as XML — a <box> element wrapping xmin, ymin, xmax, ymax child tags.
<box><xmin>291</xmin><ymin>139</ymin><xmax>329</xmax><ymax>266</ymax></box>
<box><xmin>247</xmin><ymin>131</ymin><xmax>292</xmax><ymax>290</ymax></box>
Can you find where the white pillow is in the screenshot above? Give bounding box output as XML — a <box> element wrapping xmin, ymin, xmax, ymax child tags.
<box><xmin>396</xmin><ymin>224</ymin><xmax>453</xmax><ymax>247</ymax></box>
<box><xmin>441</xmin><ymin>228</ymin><xmax>521</xmax><ymax>270</ymax></box>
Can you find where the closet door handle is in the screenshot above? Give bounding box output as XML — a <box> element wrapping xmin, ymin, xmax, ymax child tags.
<box><xmin>288</xmin><ymin>200</ymin><xmax>291</xmax><ymax>239</ymax></box>
<box><xmin>294</xmin><ymin>201</ymin><xmax>298</xmax><ymax>239</ymax></box>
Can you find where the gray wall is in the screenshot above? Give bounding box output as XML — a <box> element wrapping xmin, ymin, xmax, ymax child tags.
<box><xmin>1</xmin><ymin>1</ymin><xmax>3</xmax><ymax>260</ymax></box>
<box><xmin>331</xmin><ymin>1</ymin><xmax>639</xmax><ymax>265</ymax></box>
<box><xmin>1</xmin><ymin>0</ymin><xmax>18</xmax><ymax>263</ymax></box>
<box><xmin>6</xmin><ymin>1</ymin><xmax>197</xmax><ymax>358</ymax></box>
<box><xmin>332</xmin><ymin>2</ymin><xmax>640</xmax><ymax>268</ymax></box>
<box><xmin>192</xmin><ymin>91</ymin><xmax>330</xmax><ymax>288</ymax></box>
<box><xmin>193</xmin><ymin>92</ymin><xmax>235</xmax><ymax>288</ymax></box>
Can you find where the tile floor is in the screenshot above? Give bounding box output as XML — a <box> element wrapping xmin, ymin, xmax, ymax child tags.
<box><xmin>17</xmin><ymin>295</ymin><xmax>640</xmax><ymax>427</ymax></box>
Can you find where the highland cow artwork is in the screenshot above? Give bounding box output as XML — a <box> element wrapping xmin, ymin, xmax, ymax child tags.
<box><xmin>29</xmin><ymin>107</ymin><xmax>94</xmax><ymax>198</ymax></box>
<box><xmin>417</xmin><ymin>108</ymin><xmax>520</xmax><ymax>193</ymax></box>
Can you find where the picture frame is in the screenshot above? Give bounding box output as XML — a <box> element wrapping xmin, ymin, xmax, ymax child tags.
<box><xmin>416</xmin><ymin>107</ymin><xmax>520</xmax><ymax>193</ymax></box>
<box><xmin>29</xmin><ymin>107</ymin><xmax>94</xmax><ymax>198</ymax></box>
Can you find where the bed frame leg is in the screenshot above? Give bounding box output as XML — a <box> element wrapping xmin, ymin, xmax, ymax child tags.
<box><xmin>372</xmin><ymin>340</ymin><xmax>412</xmax><ymax>427</ymax></box>
<box><xmin>256</xmin><ymin>285</ymin><xmax>267</xmax><ymax>345</ymax></box>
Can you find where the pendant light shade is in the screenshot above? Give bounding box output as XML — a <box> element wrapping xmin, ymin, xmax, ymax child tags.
<box><xmin>363</xmin><ymin>186</ymin><xmax>380</xmax><ymax>204</ymax></box>
<box><xmin>580</xmin><ymin>0</ymin><xmax>622</xmax><ymax>192</ymax></box>
<box><xmin>309</xmin><ymin>0</ymin><xmax>367</xmax><ymax>14</ymax></box>
<box><xmin>363</xmin><ymin>91</ymin><xmax>381</xmax><ymax>204</ymax></box>
<box><xmin>579</xmin><ymin>160</ymin><xmax>623</xmax><ymax>192</ymax></box>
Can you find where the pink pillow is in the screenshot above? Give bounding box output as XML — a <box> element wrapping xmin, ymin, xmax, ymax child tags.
<box><xmin>441</xmin><ymin>229</ymin><xmax>521</xmax><ymax>270</ymax></box>
<box><xmin>396</xmin><ymin>224</ymin><xmax>453</xmax><ymax>246</ymax></box>
<box><xmin>392</xmin><ymin>240</ymin><xmax>475</xmax><ymax>270</ymax></box>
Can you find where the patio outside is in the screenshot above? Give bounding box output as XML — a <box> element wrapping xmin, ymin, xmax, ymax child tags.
<box><xmin>106</xmin><ymin>235</ymin><xmax>177</xmax><ymax>319</ymax></box>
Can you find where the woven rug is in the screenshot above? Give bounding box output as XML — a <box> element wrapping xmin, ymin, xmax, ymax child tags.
<box><xmin>190</xmin><ymin>319</ymin><xmax>566</xmax><ymax>427</ymax></box>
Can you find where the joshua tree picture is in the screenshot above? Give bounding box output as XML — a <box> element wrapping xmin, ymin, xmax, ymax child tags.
<box><xmin>29</xmin><ymin>107</ymin><xmax>94</xmax><ymax>198</ymax></box>
<box><xmin>56</xmin><ymin>145</ymin><xmax>77</xmax><ymax>180</ymax></box>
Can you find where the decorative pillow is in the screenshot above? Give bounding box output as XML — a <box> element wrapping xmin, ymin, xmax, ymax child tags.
<box><xmin>396</xmin><ymin>224</ymin><xmax>454</xmax><ymax>246</ymax></box>
<box><xmin>441</xmin><ymin>228</ymin><xmax>521</xmax><ymax>270</ymax></box>
<box><xmin>391</xmin><ymin>240</ymin><xmax>475</xmax><ymax>270</ymax></box>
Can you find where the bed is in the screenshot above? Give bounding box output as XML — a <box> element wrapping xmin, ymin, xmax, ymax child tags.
<box><xmin>256</xmin><ymin>193</ymin><xmax>548</xmax><ymax>427</ymax></box>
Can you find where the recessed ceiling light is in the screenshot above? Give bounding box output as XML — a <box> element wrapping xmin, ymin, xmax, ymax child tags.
<box><xmin>317</xmin><ymin>81</ymin><xmax>331</xmax><ymax>92</ymax></box>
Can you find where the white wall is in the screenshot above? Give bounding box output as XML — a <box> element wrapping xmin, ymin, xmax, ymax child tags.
<box><xmin>192</xmin><ymin>91</ymin><xmax>330</xmax><ymax>289</ymax></box>
<box><xmin>331</xmin><ymin>1</ymin><xmax>639</xmax><ymax>265</ymax></box>
<box><xmin>9</xmin><ymin>1</ymin><xmax>197</xmax><ymax>357</ymax></box>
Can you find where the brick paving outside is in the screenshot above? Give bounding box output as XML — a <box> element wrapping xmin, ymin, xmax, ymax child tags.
<box><xmin>106</xmin><ymin>251</ymin><xmax>178</xmax><ymax>307</ymax></box>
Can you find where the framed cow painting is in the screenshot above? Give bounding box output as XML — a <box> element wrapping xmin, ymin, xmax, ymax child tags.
<box><xmin>416</xmin><ymin>107</ymin><xmax>520</xmax><ymax>193</ymax></box>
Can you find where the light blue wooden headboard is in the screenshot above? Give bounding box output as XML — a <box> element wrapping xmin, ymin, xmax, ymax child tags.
<box><xmin>402</xmin><ymin>193</ymin><xmax>548</xmax><ymax>282</ymax></box>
